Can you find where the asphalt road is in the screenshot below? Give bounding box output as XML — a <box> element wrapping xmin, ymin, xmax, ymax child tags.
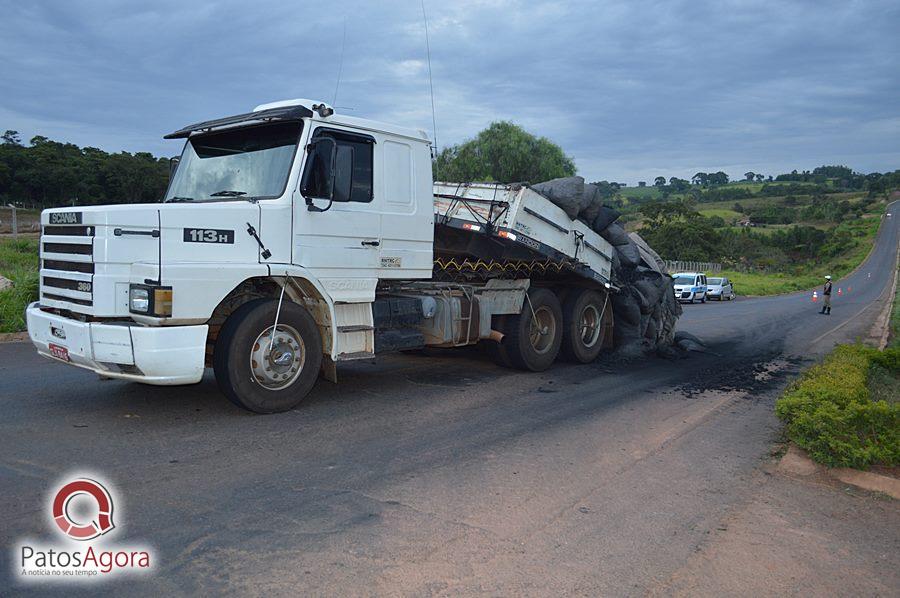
<box><xmin>1</xmin><ymin>203</ymin><xmax>897</xmax><ymax>596</ymax></box>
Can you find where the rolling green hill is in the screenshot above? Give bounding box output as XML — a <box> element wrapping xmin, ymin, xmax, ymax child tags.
<box><xmin>629</xmin><ymin>189</ymin><xmax>890</xmax><ymax>295</ymax></box>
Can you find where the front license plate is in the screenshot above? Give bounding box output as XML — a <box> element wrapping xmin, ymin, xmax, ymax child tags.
<box><xmin>48</xmin><ymin>343</ymin><xmax>70</xmax><ymax>362</ymax></box>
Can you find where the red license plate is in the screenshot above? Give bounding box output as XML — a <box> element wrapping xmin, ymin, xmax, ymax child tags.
<box><xmin>48</xmin><ymin>343</ymin><xmax>70</xmax><ymax>362</ymax></box>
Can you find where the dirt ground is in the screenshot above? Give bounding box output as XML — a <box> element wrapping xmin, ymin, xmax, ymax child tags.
<box><xmin>651</xmin><ymin>460</ymin><xmax>899</xmax><ymax>596</ymax></box>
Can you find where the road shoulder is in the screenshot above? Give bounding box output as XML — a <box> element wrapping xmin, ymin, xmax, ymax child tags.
<box><xmin>651</xmin><ymin>456</ymin><xmax>899</xmax><ymax>596</ymax></box>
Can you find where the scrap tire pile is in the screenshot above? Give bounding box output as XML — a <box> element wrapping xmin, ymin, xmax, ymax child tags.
<box><xmin>530</xmin><ymin>176</ymin><xmax>682</xmax><ymax>354</ymax></box>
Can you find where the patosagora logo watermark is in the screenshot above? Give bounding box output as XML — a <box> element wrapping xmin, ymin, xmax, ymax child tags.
<box><xmin>14</xmin><ymin>474</ymin><xmax>155</xmax><ymax>583</ymax></box>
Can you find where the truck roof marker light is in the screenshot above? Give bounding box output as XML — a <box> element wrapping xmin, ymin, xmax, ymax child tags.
<box><xmin>462</xmin><ymin>223</ymin><xmax>481</xmax><ymax>232</ymax></box>
<box><xmin>497</xmin><ymin>230</ymin><xmax>517</xmax><ymax>241</ymax></box>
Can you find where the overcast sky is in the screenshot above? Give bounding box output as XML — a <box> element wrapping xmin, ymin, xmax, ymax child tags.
<box><xmin>1</xmin><ymin>0</ymin><xmax>898</xmax><ymax>183</ymax></box>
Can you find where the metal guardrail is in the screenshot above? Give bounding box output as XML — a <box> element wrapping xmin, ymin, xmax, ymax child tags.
<box><xmin>665</xmin><ymin>260</ymin><xmax>722</xmax><ymax>274</ymax></box>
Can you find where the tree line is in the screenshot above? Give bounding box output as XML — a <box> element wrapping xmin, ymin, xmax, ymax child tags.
<box><xmin>0</xmin><ymin>130</ymin><xmax>171</xmax><ymax>208</ymax></box>
<box><xmin>4</xmin><ymin>123</ymin><xmax>899</xmax><ymax>210</ymax></box>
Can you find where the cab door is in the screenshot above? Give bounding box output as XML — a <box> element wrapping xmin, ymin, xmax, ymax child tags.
<box><xmin>292</xmin><ymin>126</ymin><xmax>382</xmax><ymax>280</ymax></box>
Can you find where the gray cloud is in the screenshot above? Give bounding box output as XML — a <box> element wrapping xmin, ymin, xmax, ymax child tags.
<box><xmin>1</xmin><ymin>0</ymin><xmax>897</xmax><ymax>183</ymax></box>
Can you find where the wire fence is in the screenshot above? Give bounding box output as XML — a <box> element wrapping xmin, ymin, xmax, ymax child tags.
<box><xmin>665</xmin><ymin>260</ymin><xmax>722</xmax><ymax>274</ymax></box>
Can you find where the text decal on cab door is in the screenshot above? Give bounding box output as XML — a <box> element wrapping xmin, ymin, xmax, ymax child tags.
<box><xmin>183</xmin><ymin>228</ymin><xmax>235</xmax><ymax>244</ymax></box>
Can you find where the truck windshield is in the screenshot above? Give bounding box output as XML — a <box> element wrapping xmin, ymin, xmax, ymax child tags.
<box><xmin>165</xmin><ymin>121</ymin><xmax>303</xmax><ymax>202</ymax></box>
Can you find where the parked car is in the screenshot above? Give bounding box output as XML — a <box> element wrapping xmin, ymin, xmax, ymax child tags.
<box><xmin>706</xmin><ymin>277</ymin><xmax>735</xmax><ymax>300</ymax></box>
<box><xmin>672</xmin><ymin>272</ymin><xmax>708</xmax><ymax>303</ymax></box>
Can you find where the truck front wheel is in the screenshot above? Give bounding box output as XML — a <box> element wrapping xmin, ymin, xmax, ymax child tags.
<box><xmin>502</xmin><ymin>288</ymin><xmax>562</xmax><ymax>371</ymax></box>
<box><xmin>213</xmin><ymin>298</ymin><xmax>323</xmax><ymax>413</ymax></box>
<box><xmin>560</xmin><ymin>289</ymin><xmax>607</xmax><ymax>363</ymax></box>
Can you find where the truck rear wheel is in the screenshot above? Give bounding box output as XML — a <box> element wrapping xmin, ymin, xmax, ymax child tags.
<box><xmin>502</xmin><ymin>288</ymin><xmax>562</xmax><ymax>371</ymax></box>
<box><xmin>560</xmin><ymin>289</ymin><xmax>607</xmax><ymax>363</ymax></box>
<box><xmin>213</xmin><ymin>298</ymin><xmax>323</xmax><ymax>414</ymax></box>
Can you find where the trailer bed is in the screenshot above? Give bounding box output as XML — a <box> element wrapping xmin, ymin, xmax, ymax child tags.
<box><xmin>433</xmin><ymin>182</ymin><xmax>614</xmax><ymax>285</ymax></box>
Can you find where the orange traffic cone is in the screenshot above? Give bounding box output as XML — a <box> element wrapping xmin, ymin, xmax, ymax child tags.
<box><xmin>848</xmin><ymin>286</ymin><xmax>852</xmax><ymax>292</ymax></box>
<box><xmin>812</xmin><ymin>291</ymin><xmax>818</xmax><ymax>302</ymax></box>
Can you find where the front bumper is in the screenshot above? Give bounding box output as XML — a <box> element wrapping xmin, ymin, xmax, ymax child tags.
<box><xmin>676</xmin><ymin>290</ymin><xmax>696</xmax><ymax>301</ymax></box>
<box><xmin>25</xmin><ymin>303</ymin><xmax>208</xmax><ymax>385</ymax></box>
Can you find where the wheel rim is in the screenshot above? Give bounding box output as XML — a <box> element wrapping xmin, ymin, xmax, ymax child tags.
<box><xmin>528</xmin><ymin>306</ymin><xmax>556</xmax><ymax>354</ymax></box>
<box><xmin>579</xmin><ymin>304</ymin><xmax>602</xmax><ymax>348</ymax></box>
<box><xmin>249</xmin><ymin>324</ymin><xmax>306</xmax><ymax>390</ymax></box>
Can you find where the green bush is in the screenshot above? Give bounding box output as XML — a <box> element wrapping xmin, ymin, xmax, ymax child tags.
<box><xmin>871</xmin><ymin>346</ymin><xmax>900</xmax><ymax>373</ymax></box>
<box><xmin>776</xmin><ymin>344</ymin><xmax>900</xmax><ymax>469</ymax></box>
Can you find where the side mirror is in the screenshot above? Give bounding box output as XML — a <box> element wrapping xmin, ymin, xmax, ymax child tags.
<box><xmin>300</xmin><ymin>137</ymin><xmax>337</xmax><ymax>212</ymax></box>
<box><xmin>169</xmin><ymin>156</ymin><xmax>180</xmax><ymax>180</ymax></box>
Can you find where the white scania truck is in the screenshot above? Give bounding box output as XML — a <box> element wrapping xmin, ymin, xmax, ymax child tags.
<box><xmin>26</xmin><ymin>99</ymin><xmax>616</xmax><ymax>413</ymax></box>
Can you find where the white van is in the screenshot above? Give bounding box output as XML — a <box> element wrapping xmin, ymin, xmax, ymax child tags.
<box><xmin>672</xmin><ymin>272</ymin><xmax>708</xmax><ymax>303</ymax></box>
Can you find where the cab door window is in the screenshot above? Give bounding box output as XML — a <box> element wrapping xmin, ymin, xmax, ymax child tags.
<box><xmin>316</xmin><ymin>128</ymin><xmax>374</xmax><ymax>203</ymax></box>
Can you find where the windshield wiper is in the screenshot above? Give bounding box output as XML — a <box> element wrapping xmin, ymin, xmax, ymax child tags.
<box><xmin>164</xmin><ymin>196</ymin><xmax>194</xmax><ymax>203</ymax></box>
<box><xmin>210</xmin><ymin>190</ymin><xmax>247</xmax><ymax>197</ymax></box>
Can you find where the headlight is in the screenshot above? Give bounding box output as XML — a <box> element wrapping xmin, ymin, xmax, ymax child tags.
<box><xmin>129</xmin><ymin>287</ymin><xmax>150</xmax><ymax>313</ymax></box>
<box><xmin>129</xmin><ymin>284</ymin><xmax>173</xmax><ymax>317</ymax></box>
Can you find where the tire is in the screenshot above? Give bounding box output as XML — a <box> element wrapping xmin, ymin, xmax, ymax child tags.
<box><xmin>560</xmin><ymin>289</ymin><xmax>607</xmax><ymax>363</ymax></box>
<box><xmin>213</xmin><ymin>298</ymin><xmax>323</xmax><ymax>413</ymax></box>
<box><xmin>501</xmin><ymin>288</ymin><xmax>563</xmax><ymax>371</ymax></box>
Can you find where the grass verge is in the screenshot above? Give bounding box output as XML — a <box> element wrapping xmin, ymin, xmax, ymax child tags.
<box><xmin>0</xmin><ymin>238</ymin><xmax>39</xmax><ymax>333</ymax></box>
<box><xmin>889</xmin><ymin>265</ymin><xmax>900</xmax><ymax>350</ymax></box>
<box><xmin>775</xmin><ymin>344</ymin><xmax>899</xmax><ymax>469</ymax></box>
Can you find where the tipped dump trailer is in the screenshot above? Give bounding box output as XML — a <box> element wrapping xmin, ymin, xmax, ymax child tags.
<box><xmin>433</xmin><ymin>182</ymin><xmax>614</xmax><ymax>285</ymax></box>
<box><xmin>25</xmin><ymin>99</ymin><xmax>642</xmax><ymax>414</ymax></box>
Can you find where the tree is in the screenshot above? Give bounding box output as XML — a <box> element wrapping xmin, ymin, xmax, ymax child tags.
<box><xmin>755</xmin><ymin>173</ymin><xmax>764</xmax><ymax>182</ymax></box>
<box><xmin>812</xmin><ymin>165</ymin><xmax>853</xmax><ymax>179</ymax></box>
<box><xmin>692</xmin><ymin>172</ymin><xmax>707</xmax><ymax>186</ymax></box>
<box><xmin>654</xmin><ymin>176</ymin><xmax>666</xmax><ymax>187</ymax></box>
<box><xmin>639</xmin><ymin>204</ymin><xmax>721</xmax><ymax>261</ymax></box>
<box><xmin>744</xmin><ymin>171</ymin><xmax>755</xmax><ymax>181</ymax></box>
<box><xmin>709</xmin><ymin>171</ymin><xmax>730</xmax><ymax>186</ymax></box>
<box><xmin>433</xmin><ymin>121</ymin><xmax>575</xmax><ymax>184</ymax></box>
<box><xmin>2</xmin><ymin>130</ymin><xmax>21</xmax><ymax>145</ymax></box>
<box><xmin>669</xmin><ymin>177</ymin><xmax>690</xmax><ymax>192</ymax></box>
<box><xmin>640</xmin><ymin>197</ymin><xmax>698</xmax><ymax>227</ymax></box>
<box><xmin>637</xmin><ymin>181</ymin><xmax>646</xmax><ymax>187</ymax></box>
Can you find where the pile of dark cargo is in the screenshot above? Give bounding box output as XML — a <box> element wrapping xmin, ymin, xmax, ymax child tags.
<box><xmin>531</xmin><ymin>176</ymin><xmax>682</xmax><ymax>354</ymax></box>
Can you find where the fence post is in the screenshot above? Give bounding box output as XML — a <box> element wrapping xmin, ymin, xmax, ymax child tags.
<box><xmin>7</xmin><ymin>204</ymin><xmax>16</xmax><ymax>240</ymax></box>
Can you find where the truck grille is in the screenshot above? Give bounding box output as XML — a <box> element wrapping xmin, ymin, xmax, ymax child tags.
<box><xmin>40</xmin><ymin>225</ymin><xmax>95</xmax><ymax>308</ymax></box>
